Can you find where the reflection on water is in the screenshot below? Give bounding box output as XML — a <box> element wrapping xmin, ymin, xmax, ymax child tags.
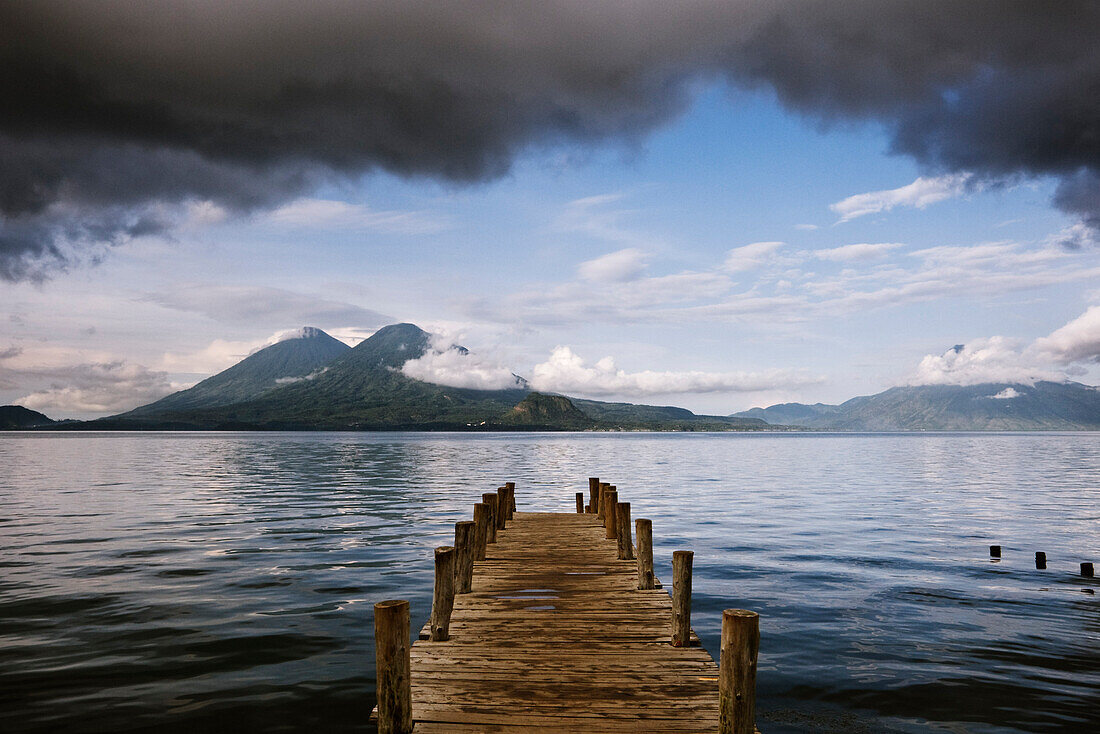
<box><xmin>0</xmin><ymin>431</ymin><xmax>1097</xmax><ymax>733</ymax></box>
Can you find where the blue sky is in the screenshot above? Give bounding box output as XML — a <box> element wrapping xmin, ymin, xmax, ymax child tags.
<box><xmin>4</xmin><ymin>78</ymin><xmax>1098</xmax><ymax>419</ymax></box>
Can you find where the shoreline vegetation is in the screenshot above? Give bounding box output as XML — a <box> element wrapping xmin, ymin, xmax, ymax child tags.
<box><xmin>5</xmin><ymin>323</ymin><xmax>1100</xmax><ymax>432</ymax></box>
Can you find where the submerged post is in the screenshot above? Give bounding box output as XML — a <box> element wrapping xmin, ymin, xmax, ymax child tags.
<box><xmin>671</xmin><ymin>550</ymin><xmax>694</xmax><ymax>647</ymax></box>
<box><xmin>719</xmin><ymin>609</ymin><xmax>759</xmax><ymax>734</ymax></box>
<box><xmin>588</xmin><ymin>477</ymin><xmax>600</xmax><ymax>514</ymax></box>
<box><xmin>374</xmin><ymin>599</ymin><xmax>412</xmax><ymax>734</ymax></box>
<box><xmin>481</xmin><ymin>493</ymin><xmax>498</xmax><ymax>544</ymax></box>
<box><xmin>1083</xmin><ymin>562</ymin><xmax>1095</xmax><ymax>578</ymax></box>
<box><xmin>454</xmin><ymin>521</ymin><xmax>475</xmax><ymax>593</ymax></box>
<box><xmin>616</xmin><ymin>501</ymin><xmax>634</xmax><ymax>560</ymax></box>
<box><xmin>604</xmin><ymin>489</ymin><xmax>619</xmax><ymax>540</ymax></box>
<box><xmin>990</xmin><ymin>544</ymin><xmax>1001</xmax><ymax>558</ymax></box>
<box><xmin>429</xmin><ymin>546</ymin><xmax>455</xmax><ymax>641</ymax></box>
<box><xmin>636</xmin><ymin>518</ymin><xmax>654</xmax><ymax>589</ymax></box>
<box><xmin>576</xmin><ymin>492</ymin><xmax>584</xmax><ymax>513</ymax></box>
<box><xmin>472</xmin><ymin>503</ymin><xmax>489</xmax><ymax>561</ymax></box>
<box><xmin>1035</xmin><ymin>551</ymin><xmax>1047</xmax><ymax>569</ymax></box>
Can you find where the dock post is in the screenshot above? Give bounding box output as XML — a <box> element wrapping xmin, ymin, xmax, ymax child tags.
<box><xmin>636</xmin><ymin>519</ymin><xmax>654</xmax><ymax>589</ymax></box>
<box><xmin>598</xmin><ymin>482</ymin><xmax>610</xmax><ymax>520</ymax></box>
<box><xmin>1083</xmin><ymin>562</ymin><xmax>1095</xmax><ymax>578</ymax></box>
<box><xmin>616</xmin><ymin>502</ymin><xmax>634</xmax><ymax>560</ymax></box>
<box><xmin>671</xmin><ymin>550</ymin><xmax>694</xmax><ymax>646</ymax></box>
<box><xmin>481</xmin><ymin>493</ymin><xmax>498</xmax><ymax>544</ymax></box>
<box><xmin>429</xmin><ymin>546</ymin><xmax>456</xmax><ymax>641</ymax></box>
<box><xmin>496</xmin><ymin>486</ymin><xmax>509</xmax><ymax>530</ymax></box>
<box><xmin>374</xmin><ymin>599</ymin><xmax>412</xmax><ymax>734</ymax></box>
<box><xmin>1035</xmin><ymin>551</ymin><xmax>1047</xmax><ymax>569</ymax></box>
<box><xmin>990</xmin><ymin>545</ymin><xmax>1001</xmax><ymax>558</ymax></box>
<box><xmin>588</xmin><ymin>477</ymin><xmax>599</xmax><ymax>514</ymax></box>
<box><xmin>576</xmin><ymin>492</ymin><xmax>584</xmax><ymax>513</ymax></box>
<box><xmin>505</xmin><ymin>482</ymin><xmax>516</xmax><ymax>517</ymax></box>
<box><xmin>719</xmin><ymin>609</ymin><xmax>759</xmax><ymax>734</ymax></box>
<box><xmin>454</xmin><ymin>521</ymin><xmax>475</xmax><ymax>593</ymax></box>
<box><xmin>604</xmin><ymin>489</ymin><xmax>619</xmax><ymax>540</ymax></box>
<box><xmin>473</xmin><ymin>503</ymin><xmax>489</xmax><ymax>561</ymax></box>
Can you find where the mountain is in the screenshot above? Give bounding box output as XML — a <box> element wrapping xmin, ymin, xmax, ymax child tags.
<box><xmin>94</xmin><ymin>322</ymin><xmax>771</xmax><ymax>431</ymax></box>
<box><xmin>734</xmin><ymin>381</ymin><xmax>1100</xmax><ymax>430</ymax></box>
<box><xmin>121</xmin><ymin>326</ymin><xmax>350</xmax><ymax>417</ymax></box>
<box><xmin>0</xmin><ymin>405</ymin><xmax>55</xmax><ymax>429</ymax></box>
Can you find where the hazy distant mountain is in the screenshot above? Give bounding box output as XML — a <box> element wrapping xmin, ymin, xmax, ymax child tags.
<box><xmin>98</xmin><ymin>322</ymin><xmax>769</xmax><ymax>431</ymax></box>
<box><xmin>734</xmin><ymin>381</ymin><xmax>1100</xmax><ymax>430</ymax></box>
<box><xmin>0</xmin><ymin>405</ymin><xmax>55</xmax><ymax>429</ymax></box>
<box><xmin>122</xmin><ymin>326</ymin><xmax>350</xmax><ymax>417</ymax></box>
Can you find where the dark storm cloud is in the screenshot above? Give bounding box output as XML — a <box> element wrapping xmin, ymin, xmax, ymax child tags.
<box><xmin>1</xmin><ymin>1</ymin><xmax>1098</xmax><ymax>278</ymax></box>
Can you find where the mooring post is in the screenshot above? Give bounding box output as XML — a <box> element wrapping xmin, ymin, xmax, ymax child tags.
<box><xmin>429</xmin><ymin>546</ymin><xmax>456</xmax><ymax>641</ymax></box>
<box><xmin>454</xmin><ymin>521</ymin><xmax>475</xmax><ymax>593</ymax></box>
<box><xmin>719</xmin><ymin>609</ymin><xmax>759</xmax><ymax>734</ymax></box>
<box><xmin>481</xmin><ymin>493</ymin><xmax>498</xmax><ymax>544</ymax></box>
<box><xmin>1035</xmin><ymin>551</ymin><xmax>1047</xmax><ymax>569</ymax></box>
<box><xmin>576</xmin><ymin>492</ymin><xmax>584</xmax><ymax>513</ymax></box>
<box><xmin>604</xmin><ymin>489</ymin><xmax>619</xmax><ymax>540</ymax></box>
<box><xmin>588</xmin><ymin>477</ymin><xmax>599</xmax><ymax>514</ymax></box>
<box><xmin>1083</xmin><ymin>562</ymin><xmax>1095</xmax><ymax>578</ymax></box>
<box><xmin>671</xmin><ymin>550</ymin><xmax>694</xmax><ymax>646</ymax></box>
<box><xmin>374</xmin><ymin>599</ymin><xmax>412</xmax><ymax>734</ymax></box>
<box><xmin>472</xmin><ymin>503</ymin><xmax>489</xmax><ymax>561</ymax></box>
<box><xmin>616</xmin><ymin>501</ymin><xmax>634</xmax><ymax>560</ymax></box>
<box><xmin>990</xmin><ymin>544</ymin><xmax>1001</xmax><ymax>558</ymax></box>
<box><xmin>598</xmin><ymin>482</ymin><xmax>610</xmax><ymax>520</ymax></box>
<box><xmin>505</xmin><ymin>482</ymin><xmax>516</xmax><ymax>516</ymax></box>
<box><xmin>496</xmin><ymin>486</ymin><xmax>508</xmax><ymax>530</ymax></box>
<box><xmin>636</xmin><ymin>518</ymin><xmax>655</xmax><ymax>589</ymax></box>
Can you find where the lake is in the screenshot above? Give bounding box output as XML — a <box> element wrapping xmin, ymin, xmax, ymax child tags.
<box><xmin>1</xmin><ymin>431</ymin><xmax>1097</xmax><ymax>732</ymax></box>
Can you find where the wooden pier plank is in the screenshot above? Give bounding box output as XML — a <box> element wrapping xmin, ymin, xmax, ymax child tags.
<box><xmin>407</xmin><ymin>511</ymin><xmax>721</xmax><ymax>732</ymax></box>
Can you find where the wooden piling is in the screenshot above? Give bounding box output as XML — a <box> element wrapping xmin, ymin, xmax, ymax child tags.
<box><xmin>472</xmin><ymin>503</ymin><xmax>489</xmax><ymax>561</ymax></box>
<box><xmin>1035</xmin><ymin>551</ymin><xmax>1047</xmax><ymax>569</ymax></box>
<box><xmin>598</xmin><ymin>482</ymin><xmax>610</xmax><ymax>520</ymax></box>
<box><xmin>990</xmin><ymin>544</ymin><xmax>1001</xmax><ymax>558</ymax></box>
<box><xmin>505</xmin><ymin>482</ymin><xmax>516</xmax><ymax>516</ymax></box>
<box><xmin>1083</xmin><ymin>562</ymin><xmax>1095</xmax><ymax>578</ymax></box>
<box><xmin>481</xmin><ymin>493</ymin><xmax>498</xmax><ymax>544</ymax></box>
<box><xmin>588</xmin><ymin>477</ymin><xmax>599</xmax><ymax>514</ymax></box>
<box><xmin>616</xmin><ymin>501</ymin><xmax>634</xmax><ymax>560</ymax></box>
<box><xmin>671</xmin><ymin>550</ymin><xmax>694</xmax><ymax>647</ymax></box>
<box><xmin>604</xmin><ymin>489</ymin><xmax>619</xmax><ymax>540</ymax></box>
<box><xmin>636</xmin><ymin>518</ymin><xmax>655</xmax><ymax>590</ymax></box>
<box><xmin>576</xmin><ymin>492</ymin><xmax>584</xmax><ymax>513</ymax></box>
<box><xmin>719</xmin><ymin>609</ymin><xmax>759</xmax><ymax>734</ymax></box>
<box><xmin>454</xmin><ymin>521</ymin><xmax>475</xmax><ymax>594</ymax></box>
<box><xmin>429</xmin><ymin>546</ymin><xmax>456</xmax><ymax>642</ymax></box>
<box><xmin>496</xmin><ymin>486</ymin><xmax>508</xmax><ymax>530</ymax></box>
<box><xmin>374</xmin><ymin>599</ymin><xmax>412</xmax><ymax>734</ymax></box>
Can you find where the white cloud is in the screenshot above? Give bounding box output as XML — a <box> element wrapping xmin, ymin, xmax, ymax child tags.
<box><xmin>794</xmin><ymin>223</ymin><xmax>819</xmax><ymax>231</ymax></box>
<box><xmin>577</xmin><ymin>248</ymin><xmax>648</xmax><ymax>282</ymax></box>
<box><xmin>990</xmin><ymin>387</ymin><xmax>1021</xmax><ymax>399</ymax></box>
<box><xmin>144</xmin><ymin>284</ymin><xmax>391</xmax><ymax>329</ymax></box>
<box><xmin>160</xmin><ymin>336</ymin><xmax>274</xmax><ymax>375</ymax></box>
<box><xmin>528</xmin><ymin>346</ymin><xmax>820</xmax><ymax>397</ymax></box>
<box><xmin>724</xmin><ymin>241</ymin><xmax>785</xmax><ymax>272</ymax></box>
<box><xmin>1031</xmin><ymin>305</ymin><xmax>1100</xmax><ymax>364</ymax></box>
<box><xmin>268</xmin><ymin>198</ymin><xmax>450</xmax><ymax>234</ymax></box>
<box><xmin>831</xmin><ymin>173</ymin><xmax>972</xmax><ymax>222</ymax></box>
<box><xmin>1048</xmin><ymin>221</ymin><xmax>1100</xmax><ymax>250</ymax></box>
<box><xmin>910</xmin><ymin>338</ymin><xmax>1061</xmax><ymax>386</ymax></box>
<box><xmin>401</xmin><ymin>339</ymin><xmax>525</xmax><ymax>391</ymax></box>
<box><xmin>16</xmin><ymin>361</ymin><xmax>182</xmax><ymax>415</ymax></box>
<box><xmin>814</xmin><ymin>242</ymin><xmax>904</xmax><ymax>262</ymax></box>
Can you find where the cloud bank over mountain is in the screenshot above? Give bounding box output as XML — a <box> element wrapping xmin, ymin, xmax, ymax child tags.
<box><xmin>2</xmin><ymin>1</ymin><xmax>1098</xmax><ymax>279</ymax></box>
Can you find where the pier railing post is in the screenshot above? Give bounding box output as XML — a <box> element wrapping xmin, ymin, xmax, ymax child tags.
<box><xmin>374</xmin><ymin>599</ymin><xmax>412</xmax><ymax>734</ymax></box>
<box><xmin>576</xmin><ymin>492</ymin><xmax>584</xmax><ymax>513</ymax></box>
<box><xmin>505</xmin><ymin>482</ymin><xmax>516</xmax><ymax>517</ymax></box>
<box><xmin>429</xmin><ymin>546</ymin><xmax>456</xmax><ymax>641</ymax></box>
<box><xmin>616</xmin><ymin>502</ymin><xmax>634</xmax><ymax>560</ymax></box>
<box><xmin>481</xmin><ymin>493</ymin><xmax>498</xmax><ymax>544</ymax></box>
<box><xmin>496</xmin><ymin>486</ymin><xmax>509</xmax><ymax>530</ymax></box>
<box><xmin>636</xmin><ymin>519</ymin><xmax>654</xmax><ymax>589</ymax></box>
<box><xmin>671</xmin><ymin>550</ymin><xmax>694</xmax><ymax>646</ymax></box>
<box><xmin>454</xmin><ymin>521</ymin><xmax>475</xmax><ymax>593</ymax></box>
<box><xmin>604</xmin><ymin>489</ymin><xmax>619</xmax><ymax>540</ymax></box>
<box><xmin>719</xmin><ymin>609</ymin><xmax>759</xmax><ymax>734</ymax></box>
<box><xmin>588</xmin><ymin>477</ymin><xmax>599</xmax><ymax>514</ymax></box>
<box><xmin>598</xmin><ymin>482</ymin><xmax>609</xmax><ymax>520</ymax></box>
<box><xmin>472</xmin><ymin>503</ymin><xmax>489</xmax><ymax>561</ymax></box>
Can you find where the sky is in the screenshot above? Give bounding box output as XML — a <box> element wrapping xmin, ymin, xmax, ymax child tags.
<box><xmin>2</xmin><ymin>1</ymin><xmax>1100</xmax><ymax>419</ymax></box>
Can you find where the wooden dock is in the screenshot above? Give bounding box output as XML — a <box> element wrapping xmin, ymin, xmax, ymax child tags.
<box><xmin>373</xmin><ymin>480</ymin><xmax>760</xmax><ymax>734</ymax></box>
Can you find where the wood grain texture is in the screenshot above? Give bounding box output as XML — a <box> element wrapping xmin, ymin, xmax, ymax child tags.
<box><xmin>405</xmin><ymin>511</ymin><xmax>722</xmax><ymax>732</ymax></box>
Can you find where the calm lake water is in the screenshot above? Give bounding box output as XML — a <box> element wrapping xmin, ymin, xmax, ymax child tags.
<box><xmin>1</xmin><ymin>431</ymin><xmax>1097</xmax><ymax>733</ymax></box>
